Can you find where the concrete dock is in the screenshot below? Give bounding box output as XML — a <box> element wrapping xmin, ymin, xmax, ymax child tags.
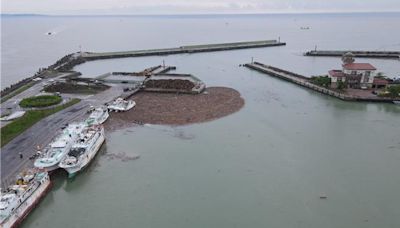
<box><xmin>245</xmin><ymin>62</ymin><xmax>399</xmax><ymax>102</ymax></box>
<box><xmin>304</xmin><ymin>50</ymin><xmax>400</xmax><ymax>59</ymax></box>
<box><xmin>82</xmin><ymin>40</ymin><xmax>286</xmax><ymax>60</ymax></box>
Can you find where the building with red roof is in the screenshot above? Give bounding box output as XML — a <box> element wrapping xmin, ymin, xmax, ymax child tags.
<box><xmin>327</xmin><ymin>54</ymin><xmax>378</xmax><ymax>89</ymax></box>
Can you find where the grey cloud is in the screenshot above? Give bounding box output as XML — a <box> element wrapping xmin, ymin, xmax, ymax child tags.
<box><xmin>2</xmin><ymin>0</ymin><xmax>400</xmax><ymax>14</ymax></box>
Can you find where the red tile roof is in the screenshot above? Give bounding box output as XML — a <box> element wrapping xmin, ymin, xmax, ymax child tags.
<box><xmin>328</xmin><ymin>70</ymin><xmax>346</xmax><ymax>77</ymax></box>
<box><xmin>373</xmin><ymin>78</ymin><xmax>389</xmax><ymax>85</ymax></box>
<box><xmin>343</xmin><ymin>63</ymin><xmax>376</xmax><ymax>71</ymax></box>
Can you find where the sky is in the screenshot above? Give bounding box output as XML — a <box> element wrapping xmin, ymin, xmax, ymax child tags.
<box><xmin>2</xmin><ymin>0</ymin><xmax>400</xmax><ymax>15</ymax></box>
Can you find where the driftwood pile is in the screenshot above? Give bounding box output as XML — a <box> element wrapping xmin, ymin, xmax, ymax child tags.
<box><xmin>144</xmin><ymin>79</ymin><xmax>195</xmax><ymax>91</ymax></box>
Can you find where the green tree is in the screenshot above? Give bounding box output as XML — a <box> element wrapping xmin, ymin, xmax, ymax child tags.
<box><xmin>337</xmin><ymin>81</ymin><xmax>346</xmax><ymax>90</ymax></box>
<box><xmin>310</xmin><ymin>76</ymin><xmax>331</xmax><ymax>88</ymax></box>
<box><xmin>387</xmin><ymin>85</ymin><xmax>400</xmax><ymax>98</ymax></box>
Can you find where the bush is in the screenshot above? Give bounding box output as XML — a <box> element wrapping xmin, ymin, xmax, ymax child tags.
<box><xmin>19</xmin><ymin>95</ymin><xmax>62</xmax><ymax>108</ymax></box>
<box><xmin>378</xmin><ymin>85</ymin><xmax>400</xmax><ymax>98</ymax></box>
<box><xmin>310</xmin><ymin>76</ymin><xmax>331</xmax><ymax>88</ymax></box>
<box><xmin>387</xmin><ymin>85</ymin><xmax>400</xmax><ymax>98</ymax></box>
<box><xmin>337</xmin><ymin>81</ymin><xmax>346</xmax><ymax>90</ymax></box>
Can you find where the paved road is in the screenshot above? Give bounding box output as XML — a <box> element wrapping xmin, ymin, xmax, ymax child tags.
<box><xmin>1</xmin><ymin>84</ymin><xmax>125</xmax><ymax>188</ymax></box>
<box><xmin>1</xmin><ymin>73</ymin><xmax>73</xmax><ymax>128</ymax></box>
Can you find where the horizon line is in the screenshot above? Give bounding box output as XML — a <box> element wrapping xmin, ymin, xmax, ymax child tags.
<box><xmin>2</xmin><ymin>11</ymin><xmax>400</xmax><ymax>17</ymax></box>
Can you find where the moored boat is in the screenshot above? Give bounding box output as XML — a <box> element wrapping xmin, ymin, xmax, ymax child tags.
<box><xmin>107</xmin><ymin>98</ymin><xmax>135</xmax><ymax>112</ymax></box>
<box><xmin>0</xmin><ymin>171</ymin><xmax>51</xmax><ymax>228</ymax></box>
<box><xmin>59</xmin><ymin>125</ymin><xmax>105</xmax><ymax>178</ymax></box>
<box><xmin>34</xmin><ymin>123</ymin><xmax>86</xmax><ymax>171</ymax></box>
<box><xmin>86</xmin><ymin>107</ymin><xmax>109</xmax><ymax>125</ymax></box>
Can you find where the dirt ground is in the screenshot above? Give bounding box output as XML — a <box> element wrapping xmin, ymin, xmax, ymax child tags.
<box><xmin>105</xmin><ymin>87</ymin><xmax>244</xmax><ymax>131</ymax></box>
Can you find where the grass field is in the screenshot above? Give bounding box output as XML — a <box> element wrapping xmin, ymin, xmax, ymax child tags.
<box><xmin>19</xmin><ymin>95</ymin><xmax>62</xmax><ymax>108</ymax></box>
<box><xmin>44</xmin><ymin>82</ymin><xmax>110</xmax><ymax>94</ymax></box>
<box><xmin>1</xmin><ymin>98</ymin><xmax>80</xmax><ymax>147</ymax></box>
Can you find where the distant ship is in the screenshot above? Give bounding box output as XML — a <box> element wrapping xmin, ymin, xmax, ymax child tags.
<box><xmin>59</xmin><ymin>125</ymin><xmax>105</xmax><ymax>178</ymax></box>
<box><xmin>0</xmin><ymin>171</ymin><xmax>51</xmax><ymax>228</ymax></box>
<box><xmin>34</xmin><ymin>123</ymin><xmax>86</xmax><ymax>171</ymax></box>
<box><xmin>107</xmin><ymin>98</ymin><xmax>135</xmax><ymax>112</ymax></box>
<box><xmin>86</xmin><ymin>107</ymin><xmax>109</xmax><ymax>125</ymax></box>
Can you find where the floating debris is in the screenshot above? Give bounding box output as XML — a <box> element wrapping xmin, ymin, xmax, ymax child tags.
<box><xmin>104</xmin><ymin>151</ymin><xmax>140</xmax><ymax>162</ymax></box>
<box><xmin>173</xmin><ymin>130</ymin><xmax>195</xmax><ymax>140</ymax></box>
<box><xmin>319</xmin><ymin>193</ymin><xmax>328</xmax><ymax>199</ymax></box>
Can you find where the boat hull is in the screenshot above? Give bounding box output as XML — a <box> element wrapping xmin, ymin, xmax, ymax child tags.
<box><xmin>63</xmin><ymin>135</ymin><xmax>105</xmax><ymax>178</ymax></box>
<box><xmin>1</xmin><ymin>175</ymin><xmax>52</xmax><ymax>228</ymax></box>
<box><xmin>33</xmin><ymin>163</ymin><xmax>60</xmax><ymax>172</ymax></box>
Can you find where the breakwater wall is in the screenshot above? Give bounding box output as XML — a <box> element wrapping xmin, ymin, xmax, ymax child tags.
<box><xmin>82</xmin><ymin>40</ymin><xmax>286</xmax><ymax>60</ymax></box>
<box><xmin>304</xmin><ymin>50</ymin><xmax>400</xmax><ymax>59</ymax></box>
<box><xmin>245</xmin><ymin>62</ymin><xmax>398</xmax><ymax>103</ymax></box>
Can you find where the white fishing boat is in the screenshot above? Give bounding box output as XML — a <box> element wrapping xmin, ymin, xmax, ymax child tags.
<box><xmin>34</xmin><ymin>123</ymin><xmax>85</xmax><ymax>171</ymax></box>
<box><xmin>0</xmin><ymin>171</ymin><xmax>51</xmax><ymax>228</ymax></box>
<box><xmin>59</xmin><ymin>125</ymin><xmax>105</xmax><ymax>178</ymax></box>
<box><xmin>393</xmin><ymin>100</ymin><xmax>400</xmax><ymax>105</ymax></box>
<box><xmin>86</xmin><ymin>107</ymin><xmax>109</xmax><ymax>125</ymax></box>
<box><xmin>107</xmin><ymin>98</ymin><xmax>135</xmax><ymax>112</ymax></box>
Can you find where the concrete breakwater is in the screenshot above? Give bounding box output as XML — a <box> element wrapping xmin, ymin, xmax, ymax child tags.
<box><xmin>81</xmin><ymin>40</ymin><xmax>286</xmax><ymax>60</ymax></box>
<box><xmin>244</xmin><ymin>62</ymin><xmax>399</xmax><ymax>103</ymax></box>
<box><xmin>304</xmin><ymin>50</ymin><xmax>400</xmax><ymax>59</ymax></box>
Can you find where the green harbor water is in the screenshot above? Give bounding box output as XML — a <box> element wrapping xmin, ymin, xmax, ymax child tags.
<box><xmin>2</xmin><ymin>13</ymin><xmax>399</xmax><ymax>228</ymax></box>
<box><xmin>25</xmin><ymin>54</ymin><xmax>400</xmax><ymax>227</ymax></box>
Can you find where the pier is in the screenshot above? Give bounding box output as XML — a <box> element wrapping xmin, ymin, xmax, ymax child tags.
<box><xmin>244</xmin><ymin>62</ymin><xmax>399</xmax><ymax>103</ymax></box>
<box><xmin>82</xmin><ymin>40</ymin><xmax>286</xmax><ymax>60</ymax></box>
<box><xmin>304</xmin><ymin>50</ymin><xmax>400</xmax><ymax>59</ymax></box>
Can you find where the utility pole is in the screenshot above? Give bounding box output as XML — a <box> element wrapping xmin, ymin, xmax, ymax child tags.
<box><xmin>251</xmin><ymin>57</ymin><xmax>254</xmax><ymax>63</ymax></box>
<box><xmin>162</xmin><ymin>60</ymin><xmax>165</xmax><ymax>68</ymax></box>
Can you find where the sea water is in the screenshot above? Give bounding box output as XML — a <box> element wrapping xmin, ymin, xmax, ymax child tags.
<box><xmin>2</xmin><ymin>13</ymin><xmax>400</xmax><ymax>228</ymax></box>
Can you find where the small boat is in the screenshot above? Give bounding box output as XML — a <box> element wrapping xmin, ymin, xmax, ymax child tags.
<box><xmin>59</xmin><ymin>125</ymin><xmax>105</xmax><ymax>178</ymax></box>
<box><xmin>107</xmin><ymin>98</ymin><xmax>135</xmax><ymax>112</ymax></box>
<box><xmin>86</xmin><ymin>107</ymin><xmax>109</xmax><ymax>125</ymax></box>
<box><xmin>34</xmin><ymin>123</ymin><xmax>86</xmax><ymax>171</ymax></box>
<box><xmin>393</xmin><ymin>101</ymin><xmax>400</xmax><ymax>105</ymax></box>
<box><xmin>0</xmin><ymin>171</ymin><xmax>51</xmax><ymax>228</ymax></box>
